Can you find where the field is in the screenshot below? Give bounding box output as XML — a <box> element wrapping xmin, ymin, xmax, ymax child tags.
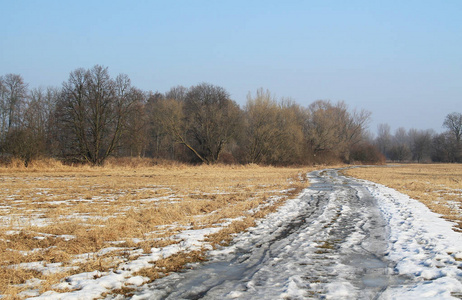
<box><xmin>346</xmin><ymin>164</ymin><xmax>462</xmax><ymax>230</ymax></box>
<box><xmin>4</xmin><ymin>161</ymin><xmax>460</xmax><ymax>298</ymax></box>
<box><xmin>0</xmin><ymin>158</ymin><xmax>314</xmax><ymax>299</ymax></box>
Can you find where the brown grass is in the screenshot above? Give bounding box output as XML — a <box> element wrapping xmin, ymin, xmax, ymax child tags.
<box><xmin>0</xmin><ymin>158</ymin><xmax>319</xmax><ymax>298</ymax></box>
<box><xmin>345</xmin><ymin>164</ymin><xmax>462</xmax><ymax>229</ymax></box>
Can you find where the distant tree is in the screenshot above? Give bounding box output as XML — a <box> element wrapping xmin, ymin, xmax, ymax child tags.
<box><xmin>388</xmin><ymin>127</ymin><xmax>412</xmax><ymax>162</ymax></box>
<box><xmin>304</xmin><ymin>100</ymin><xmax>343</xmax><ymax>159</ymax></box>
<box><xmin>23</xmin><ymin>87</ymin><xmax>58</xmax><ymax>155</ymax></box>
<box><xmin>243</xmin><ymin>89</ymin><xmax>282</xmax><ymax>164</ymax></box>
<box><xmin>272</xmin><ymin>99</ymin><xmax>305</xmax><ymax>165</ymax></box>
<box><xmin>57</xmin><ymin>65</ymin><xmax>137</xmax><ymax>165</ymax></box>
<box><xmin>350</xmin><ymin>142</ymin><xmax>385</xmax><ymax>164</ymax></box>
<box><xmin>341</xmin><ymin>106</ymin><xmax>371</xmax><ymax>162</ymax></box>
<box><xmin>2</xmin><ymin>74</ymin><xmax>28</xmax><ymax>131</ymax></box>
<box><xmin>443</xmin><ymin>112</ymin><xmax>462</xmax><ymax>162</ymax></box>
<box><xmin>396</xmin><ymin>127</ymin><xmax>411</xmax><ymax>160</ymax></box>
<box><xmin>408</xmin><ymin>129</ymin><xmax>434</xmax><ymax>162</ymax></box>
<box><xmin>3</xmin><ymin>128</ymin><xmax>36</xmax><ymax>165</ymax></box>
<box><xmin>0</xmin><ymin>83</ymin><xmax>60</xmax><ymax>165</ymax></box>
<box><xmin>149</xmin><ymin>97</ymin><xmax>190</xmax><ymax>160</ymax></box>
<box><xmin>149</xmin><ymin>85</ymin><xmax>242</xmax><ymax>163</ymax></box>
<box><xmin>0</xmin><ymin>77</ymin><xmax>7</xmax><ymax>154</ymax></box>
<box><xmin>43</xmin><ymin>87</ymin><xmax>61</xmax><ymax>155</ymax></box>
<box><xmin>304</xmin><ymin>100</ymin><xmax>370</xmax><ymax>163</ymax></box>
<box><xmin>117</xmin><ymin>86</ymin><xmax>147</xmax><ymax>157</ymax></box>
<box><xmin>165</xmin><ymin>85</ymin><xmax>188</xmax><ymax>102</ymax></box>
<box><xmin>375</xmin><ymin>123</ymin><xmax>391</xmax><ymax>158</ymax></box>
<box><xmin>388</xmin><ymin>145</ymin><xmax>412</xmax><ymax>162</ymax></box>
<box><xmin>146</xmin><ymin>89</ymin><xmax>181</xmax><ymax>159</ymax></box>
<box><xmin>444</xmin><ymin>112</ymin><xmax>462</xmax><ymax>143</ymax></box>
<box><xmin>431</xmin><ymin>133</ymin><xmax>454</xmax><ymax>162</ymax></box>
<box><xmin>182</xmin><ymin>83</ymin><xmax>242</xmax><ymax>163</ymax></box>
<box><xmin>0</xmin><ymin>74</ymin><xmax>28</xmax><ymax>156</ymax></box>
<box><xmin>393</xmin><ymin>127</ymin><xmax>408</xmax><ymax>146</ymax></box>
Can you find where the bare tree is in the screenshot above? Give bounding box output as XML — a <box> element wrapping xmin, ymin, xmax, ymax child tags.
<box><xmin>0</xmin><ymin>77</ymin><xmax>7</xmax><ymax>151</ymax></box>
<box><xmin>273</xmin><ymin>99</ymin><xmax>305</xmax><ymax>164</ymax></box>
<box><xmin>409</xmin><ymin>129</ymin><xmax>434</xmax><ymax>162</ymax></box>
<box><xmin>431</xmin><ymin>132</ymin><xmax>457</xmax><ymax>162</ymax></box>
<box><xmin>120</xmin><ymin>88</ymin><xmax>148</xmax><ymax>157</ymax></box>
<box><xmin>443</xmin><ymin>112</ymin><xmax>462</xmax><ymax>162</ymax></box>
<box><xmin>57</xmin><ymin>65</ymin><xmax>137</xmax><ymax>165</ymax></box>
<box><xmin>243</xmin><ymin>90</ymin><xmax>305</xmax><ymax>165</ymax></box>
<box><xmin>2</xmin><ymin>74</ymin><xmax>28</xmax><ymax>131</ymax></box>
<box><xmin>145</xmin><ymin>89</ymin><xmax>186</xmax><ymax>159</ymax></box>
<box><xmin>165</xmin><ymin>85</ymin><xmax>188</xmax><ymax>102</ymax></box>
<box><xmin>375</xmin><ymin>123</ymin><xmax>391</xmax><ymax>158</ymax></box>
<box><xmin>0</xmin><ymin>74</ymin><xmax>28</xmax><ymax>156</ymax></box>
<box><xmin>340</xmin><ymin>105</ymin><xmax>371</xmax><ymax>161</ymax></box>
<box><xmin>150</xmin><ymin>97</ymin><xmax>197</xmax><ymax>160</ymax></box>
<box><xmin>444</xmin><ymin>112</ymin><xmax>462</xmax><ymax>143</ymax></box>
<box><xmin>304</xmin><ymin>100</ymin><xmax>370</xmax><ymax>162</ymax></box>
<box><xmin>0</xmin><ymin>84</ymin><xmax>59</xmax><ymax>165</ymax></box>
<box><xmin>22</xmin><ymin>87</ymin><xmax>58</xmax><ymax>156</ymax></box>
<box><xmin>388</xmin><ymin>127</ymin><xmax>411</xmax><ymax>162</ymax></box>
<box><xmin>182</xmin><ymin>83</ymin><xmax>242</xmax><ymax>163</ymax></box>
<box><xmin>305</xmin><ymin>100</ymin><xmax>341</xmax><ymax>157</ymax></box>
<box><xmin>145</xmin><ymin>92</ymin><xmax>167</xmax><ymax>158</ymax></box>
<box><xmin>244</xmin><ymin>88</ymin><xmax>281</xmax><ymax>163</ymax></box>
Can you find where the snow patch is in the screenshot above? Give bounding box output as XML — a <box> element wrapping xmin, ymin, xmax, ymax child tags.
<box><xmin>360</xmin><ymin>179</ymin><xmax>462</xmax><ymax>297</ymax></box>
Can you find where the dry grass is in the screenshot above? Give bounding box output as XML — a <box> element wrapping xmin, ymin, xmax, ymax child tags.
<box><xmin>0</xmin><ymin>157</ymin><xmax>319</xmax><ymax>298</ymax></box>
<box><xmin>345</xmin><ymin>164</ymin><xmax>462</xmax><ymax>229</ymax></box>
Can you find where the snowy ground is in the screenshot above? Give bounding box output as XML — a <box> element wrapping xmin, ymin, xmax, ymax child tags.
<box><xmin>27</xmin><ymin>169</ymin><xmax>462</xmax><ymax>299</ymax></box>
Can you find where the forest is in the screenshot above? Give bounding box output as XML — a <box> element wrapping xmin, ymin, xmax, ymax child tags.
<box><xmin>0</xmin><ymin>65</ymin><xmax>461</xmax><ymax>166</ymax></box>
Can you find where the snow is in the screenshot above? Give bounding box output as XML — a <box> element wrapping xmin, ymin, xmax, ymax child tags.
<box><xmin>23</xmin><ymin>213</ymin><xmax>246</xmax><ymax>299</ymax></box>
<box><xmin>361</xmin><ymin>179</ymin><xmax>462</xmax><ymax>298</ymax></box>
<box><xmin>325</xmin><ymin>282</ymin><xmax>357</xmax><ymax>299</ymax></box>
<box><xmin>19</xmin><ymin>169</ymin><xmax>462</xmax><ymax>299</ymax></box>
<box><xmin>125</xmin><ymin>276</ymin><xmax>150</xmax><ymax>286</ymax></box>
<box><xmin>15</xmin><ymin>261</ymin><xmax>78</xmax><ymax>276</ymax></box>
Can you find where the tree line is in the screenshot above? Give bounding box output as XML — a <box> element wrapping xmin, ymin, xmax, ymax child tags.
<box><xmin>375</xmin><ymin>112</ymin><xmax>462</xmax><ymax>163</ymax></box>
<box><xmin>0</xmin><ymin>65</ymin><xmax>459</xmax><ymax>166</ymax></box>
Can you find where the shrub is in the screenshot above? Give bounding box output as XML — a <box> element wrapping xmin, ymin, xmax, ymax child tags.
<box><xmin>350</xmin><ymin>143</ymin><xmax>386</xmax><ymax>164</ymax></box>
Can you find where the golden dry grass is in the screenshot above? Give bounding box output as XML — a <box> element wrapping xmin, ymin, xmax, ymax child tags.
<box><xmin>0</xmin><ymin>158</ymin><xmax>318</xmax><ymax>298</ymax></box>
<box><xmin>346</xmin><ymin>164</ymin><xmax>462</xmax><ymax>229</ymax></box>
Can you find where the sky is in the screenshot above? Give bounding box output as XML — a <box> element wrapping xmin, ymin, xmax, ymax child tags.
<box><xmin>1</xmin><ymin>0</ymin><xmax>461</xmax><ymax>135</ymax></box>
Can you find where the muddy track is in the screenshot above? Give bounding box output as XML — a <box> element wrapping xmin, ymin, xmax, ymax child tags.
<box><xmin>135</xmin><ymin>169</ymin><xmax>402</xmax><ymax>299</ymax></box>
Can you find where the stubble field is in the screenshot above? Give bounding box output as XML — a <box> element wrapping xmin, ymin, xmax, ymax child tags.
<box><xmin>0</xmin><ymin>158</ymin><xmax>314</xmax><ymax>299</ymax></box>
<box><xmin>5</xmin><ymin>161</ymin><xmax>460</xmax><ymax>298</ymax></box>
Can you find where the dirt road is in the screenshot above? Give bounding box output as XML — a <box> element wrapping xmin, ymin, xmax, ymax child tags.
<box><xmin>135</xmin><ymin>169</ymin><xmax>408</xmax><ymax>299</ymax></box>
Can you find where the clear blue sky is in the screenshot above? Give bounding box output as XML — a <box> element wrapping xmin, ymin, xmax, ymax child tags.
<box><xmin>1</xmin><ymin>0</ymin><xmax>461</xmax><ymax>134</ymax></box>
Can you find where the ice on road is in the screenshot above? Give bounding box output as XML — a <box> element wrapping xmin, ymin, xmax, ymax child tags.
<box><xmin>133</xmin><ymin>169</ymin><xmax>462</xmax><ymax>299</ymax></box>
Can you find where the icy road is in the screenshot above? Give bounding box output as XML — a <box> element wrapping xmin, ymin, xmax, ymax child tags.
<box><xmin>133</xmin><ymin>169</ymin><xmax>462</xmax><ymax>299</ymax></box>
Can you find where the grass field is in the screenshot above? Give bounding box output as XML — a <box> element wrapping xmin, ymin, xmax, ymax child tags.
<box><xmin>0</xmin><ymin>158</ymin><xmax>316</xmax><ymax>298</ymax></box>
<box><xmin>346</xmin><ymin>164</ymin><xmax>462</xmax><ymax>230</ymax></box>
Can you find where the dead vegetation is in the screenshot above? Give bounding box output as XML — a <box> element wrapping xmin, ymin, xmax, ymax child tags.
<box><xmin>346</xmin><ymin>164</ymin><xmax>462</xmax><ymax>229</ymax></box>
<box><xmin>0</xmin><ymin>158</ymin><xmax>316</xmax><ymax>298</ymax></box>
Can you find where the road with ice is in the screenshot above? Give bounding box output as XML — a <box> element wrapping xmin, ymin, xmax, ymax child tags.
<box><xmin>134</xmin><ymin>169</ymin><xmax>462</xmax><ymax>299</ymax></box>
